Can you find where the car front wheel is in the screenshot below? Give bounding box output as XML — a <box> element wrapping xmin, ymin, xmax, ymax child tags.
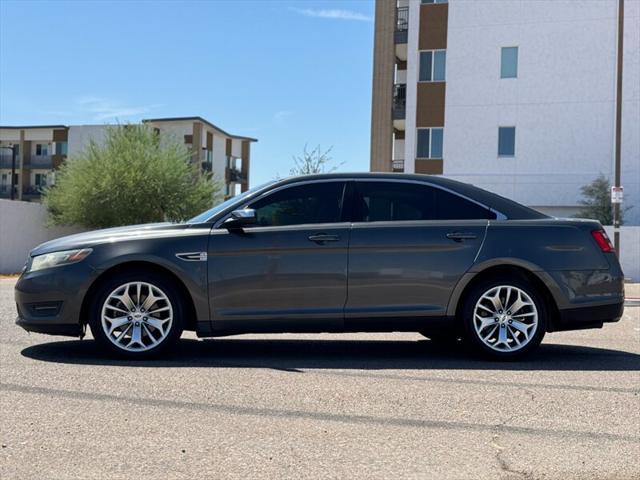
<box><xmin>462</xmin><ymin>278</ymin><xmax>547</xmax><ymax>359</ymax></box>
<box><xmin>89</xmin><ymin>272</ymin><xmax>184</xmax><ymax>358</ymax></box>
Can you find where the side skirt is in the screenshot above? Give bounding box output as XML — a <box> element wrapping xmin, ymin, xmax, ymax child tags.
<box><xmin>195</xmin><ymin>316</ymin><xmax>457</xmax><ymax>338</ymax></box>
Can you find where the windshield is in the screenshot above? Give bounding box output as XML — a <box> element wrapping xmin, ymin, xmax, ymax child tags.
<box><xmin>187</xmin><ymin>180</ymin><xmax>277</xmax><ymax>224</ymax></box>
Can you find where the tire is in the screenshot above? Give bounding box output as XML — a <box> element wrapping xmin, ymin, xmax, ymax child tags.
<box><xmin>89</xmin><ymin>271</ymin><xmax>185</xmax><ymax>359</ymax></box>
<box><xmin>462</xmin><ymin>276</ymin><xmax>547</xmax><ymax>360</ymax></box>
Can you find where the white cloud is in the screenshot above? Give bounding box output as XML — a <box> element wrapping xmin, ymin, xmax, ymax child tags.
<box><xmin>273</xmin><ymin>110</ymin><xmax>294</xmax><ymax>124</ymax></box>
<box><xmin>76</xmin><ymin>96</ymin><xmax>159</xmax><ymax>121</ymax></box>
<box><xmin>292</xmin><ymin>8</ymin><xmax>372</xmax><ymax>22</ymax></box>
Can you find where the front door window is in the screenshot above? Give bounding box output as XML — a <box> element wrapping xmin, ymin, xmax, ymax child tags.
<box><xmin>249</xmin><ymin>181</ymin><xmax>346</xmax><ymax>227</ymax></box>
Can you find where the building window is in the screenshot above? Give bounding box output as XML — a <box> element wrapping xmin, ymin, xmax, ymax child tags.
<box><xmin>417</xmin><ymin>128</ymin><xmax>444</xmax><ymax>159</ymax></box>
<box><xmin>55</xmin><ymin>142</ymin><xmax>68</xmax><ymax>155</ymax></box>
<box><xmin>422</xmin><ymin>0</ymin><xmax>448</xmax><ymax>4</ymax></box>
<box><xmin>501</xmin><ymin>47</ymin><xmax>518</xmax><ymax>78</ymax></box>
<box><xmin>35</xmin><ymin>144</ymin><xmax>49</xmax><ymax>156</ymax></box>
<box><xmin>35</xmin><ymin>173</ymin><xmax>46</xmax><ymax>188</ymax></box>
<box><xmin>498</xmin><ymin>127</ymin><xmax>516</xmax><ymax>157</ymax></box>
<box><xmin>419</xmin><ymin>50</ymin><xmax>446</xmax><ymax>82</ymax></box>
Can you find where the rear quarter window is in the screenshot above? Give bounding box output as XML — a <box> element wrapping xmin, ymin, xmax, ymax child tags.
<box><xmin>434</xmin><ymin>189</ymin><xmax>497</xmax><ymax>220</ymax></box>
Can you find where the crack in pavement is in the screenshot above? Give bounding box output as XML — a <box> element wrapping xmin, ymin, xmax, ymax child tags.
<box><xmin>492</xmin><ymin>437</ymin><xmax>533</xmax><ymax>480</ymax></box>
<box><xmin>489</xmin><ymin>395</ymin><xmax>537</xmax><ymax>480</ymax></box>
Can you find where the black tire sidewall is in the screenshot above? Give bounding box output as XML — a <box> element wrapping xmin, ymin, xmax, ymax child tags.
<box><xmin>89</xmin><ymin>271</ymin><xmax>185</xmax><ymax>359</ymax></box>
<box><xmin>462</xmin><ymin>277</ymin><xmax>547</xmax><ymax>360</ymax></box>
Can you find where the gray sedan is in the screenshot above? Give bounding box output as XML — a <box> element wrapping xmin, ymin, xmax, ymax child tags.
<box><xmin>15</xmin><ymin>173</ymin><xmax>625</xmax><ymax>360</ymax></box>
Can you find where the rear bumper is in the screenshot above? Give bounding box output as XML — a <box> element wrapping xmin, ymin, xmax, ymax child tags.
<box><xmin>553</xmin><ymin>301</ymin><xmax>624</xmax><ymax>332</ymax></box>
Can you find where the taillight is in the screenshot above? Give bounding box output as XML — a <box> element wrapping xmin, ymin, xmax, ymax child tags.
<box><xmin>591</xmin><ymin>229</ymin><xmax>615</xmax><ymax>253</ymax></box>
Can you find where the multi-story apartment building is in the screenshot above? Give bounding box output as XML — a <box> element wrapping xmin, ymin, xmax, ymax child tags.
<box><xmin>0</xmin><ymin>125</ymin><xmax>69</xmax><ymax>201</ymax></box>
<box><xmin>142</xmin><ymin>117</ymin><xmax>256</xmax><ymax>198</ymax></box>
<box><xmin>371</xmin><ymin>0</ymin><xmax>639</xmax><ymax>224</ymax></box>
<box><xmin>0</xmin><ymin>116</ymin><xmax>256</xmax><ymax>201</ymax></box>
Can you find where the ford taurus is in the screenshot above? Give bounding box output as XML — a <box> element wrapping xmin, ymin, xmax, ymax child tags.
<box><xmin>15</xmin><ymin>173</ymin><xmax>624</xmax><ymax>359</ymax></box>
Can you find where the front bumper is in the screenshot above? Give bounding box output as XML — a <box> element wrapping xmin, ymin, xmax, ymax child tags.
<box><xmin>15</xmin><ymin>261</ymin><xmax>98</xmax><ymax>337</ymax></box>
<box><xmin>15</xmin><ymin>317</ymin><xmax>83</xmax><ymax>336</ymax></box>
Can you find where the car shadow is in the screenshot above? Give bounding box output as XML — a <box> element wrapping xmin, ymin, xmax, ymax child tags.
<box><xmin>20</xmin><ymin>337</ymin><xmax>640</xmax><ymax>372</ymax></box>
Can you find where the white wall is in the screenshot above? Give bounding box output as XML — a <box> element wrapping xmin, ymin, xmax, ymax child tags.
<box><xmin>604</xmin><ymin>226</ymin><xmax>640</xmax><ymax>281</ymax></box>
<box><xmin>67</xmin><ymin>125</ymin><xmax>108</xmax><ymax>157</ymax></box>
<box><xmin>0</xmin><ymin>200</ymin><xmax>82</xmax><ymax>273</ymax></box>
<box><xmin>437</xmin><ymin>0</ymin><xmax>639</xmax><ymax>224</ymax></box>
<box><xmin>212</xmin><ymin>133</ymin><xmax>227</xmax><ymax>182</ymax></box>
<box><xmin>230</xmin><ymin>139</ymin><xmax>243</xmax><ymax>159</ymax></box>
<box><xmin>0</xmin><ymin>129</ymin><xmax>21</xmax><ymax>142</ymax></box>
<box><xmin>620</xmin><ymin>0</ymin><xmax>640</xmax><ymax>227</ymax></box>
<box><xmin>152</xmin><ymin>121</ymin><xmax>192</xmax><ymax>141</ymax></box>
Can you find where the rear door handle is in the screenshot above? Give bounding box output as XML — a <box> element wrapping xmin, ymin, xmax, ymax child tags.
<box><xmin>446</xmin><ymin>232</ymin><xmax>478</xmax><ymax>241</ymax></box>
<box><xmin>308</xmin><ymin>234</ymin><xmax>340</xmax><ymax>244</ymax></box>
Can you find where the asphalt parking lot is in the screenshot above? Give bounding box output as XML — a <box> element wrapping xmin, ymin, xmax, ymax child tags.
<box><xmin>1</xmin><ymin>278</ymin><xmax>639</xmax><ymax>480</ymax></box>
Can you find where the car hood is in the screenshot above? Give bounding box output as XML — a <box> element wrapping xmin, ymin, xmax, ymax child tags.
<box><xmin>30</xmin><ymin>223</ymin><xmax>196</xmax><ymax>256</ymax></box>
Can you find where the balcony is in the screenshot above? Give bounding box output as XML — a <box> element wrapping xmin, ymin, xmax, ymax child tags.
<box><xmin>395</xmin><ymin>7</ymin><xmax>408</xmax><ymax>44</ymax></box>
<box><xmin>392</xmin><ymin>84</ymin><xmax>407</xmax><ymax>120</ymax></box>
<box><xmin>25</xmin><ymin>155</ymin><xmax>53</xmax><ymax>169</ymax></box>
<box><xmin>392</xmin><ymin>160</ymin><xmax>405</xmax><ymax>172</ymax></box>
<box><xmin>0</xmin><ymin>153</ymin><xmax>16</xmax><ymax>169</ymax></box>
<box><xmin>225</xmin><ymin>167</ymin><xmax>247</xmax><ymax>184</ymax></box>
<box><xmin>22</xmin><ymin>185</ymin><xmax>43</xmax><ymax>199</ymax></box>
<box><xmin>0</xmin><ymin>185</ymin><xmax>17</xmax><ymax>198</ymax></box>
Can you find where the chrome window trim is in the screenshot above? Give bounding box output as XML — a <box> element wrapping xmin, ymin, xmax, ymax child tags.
<box><xmin>212</xmin><ymin>177</ymin><xmax>507</xmax><ymax>229</ymax></box>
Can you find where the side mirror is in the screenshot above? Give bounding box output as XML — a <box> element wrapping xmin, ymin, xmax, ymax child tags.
<box><xmin>223</xmin><ymin>208</ymin><xmax>257</xmax><ymax>230</ymax></box>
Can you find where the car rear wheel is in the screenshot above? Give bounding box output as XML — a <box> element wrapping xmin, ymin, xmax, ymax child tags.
<box><xmin>462</xmin><ymin>277</ymin><xmax>546</xmax><ymax>359</ymax></box>
<box><xmin>89</xmin><ymin>272</ymin><xmax>184</xmax><ymax>358</ymax></box>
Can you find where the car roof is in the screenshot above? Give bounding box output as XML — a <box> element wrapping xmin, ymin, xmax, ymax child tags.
<box><xmin>274</xmin><ymin>173</ymin><xmax>548</xmax><ymax>220</ymax></box>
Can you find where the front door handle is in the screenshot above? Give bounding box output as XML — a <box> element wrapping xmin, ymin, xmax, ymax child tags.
<box><xmin>446</xmin><ymin>232</ymin><xmax>478</xmax><ymax>241</ymax></box>
<box><xmin>308</xmin><ymin>233</ymin><xmax>340</xmax><ymax>244</ymax></box>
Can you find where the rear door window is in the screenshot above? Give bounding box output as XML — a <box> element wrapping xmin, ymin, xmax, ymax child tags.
<box><xmin>353</xmin><ymin>181</ymin><xmax>496</xmax><ymax>222</ymax></box>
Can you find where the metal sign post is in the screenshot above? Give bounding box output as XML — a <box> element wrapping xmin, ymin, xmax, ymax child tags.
<box><xmin>613</xmin><ymin>0</ymin><xmax>624</xmax><ymax>256</ymax></box>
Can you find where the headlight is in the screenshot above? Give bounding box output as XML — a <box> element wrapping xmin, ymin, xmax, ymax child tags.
<box><xmin>29</xmin><ymin>248</ymin><xmax>93</xmax><ymax>272</ymax></box>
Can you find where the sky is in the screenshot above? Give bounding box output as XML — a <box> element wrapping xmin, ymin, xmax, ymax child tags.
<box><xmin>0</xmin><ymin>0</ymin><xmax>375</xmax><ymax>186</ymax></box>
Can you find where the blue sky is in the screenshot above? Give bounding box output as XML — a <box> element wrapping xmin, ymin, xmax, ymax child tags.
<box><xmin>0</xmin><ymin>0</ymin><xmax>374</xmax><ymax>185</ymax></box>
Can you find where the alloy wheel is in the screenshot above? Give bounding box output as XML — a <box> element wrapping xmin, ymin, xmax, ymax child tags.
<box><xmin>472</xmin><ymin>285</ymin><xmax>538</xmax><ymax>352</ymax></box>
<box><xmin>100</xmin><ymin>281</ymin><xmax>173</xmax><ymax>352</ymax></box>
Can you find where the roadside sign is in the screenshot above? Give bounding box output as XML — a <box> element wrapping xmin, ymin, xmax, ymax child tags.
<box><xmin>611</xmin><ymin>186</ymin><xmax>624</xmax><ymax>204</ymax></box>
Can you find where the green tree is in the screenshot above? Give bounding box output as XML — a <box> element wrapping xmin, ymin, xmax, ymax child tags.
<box><xmin>575</xmin><ymin>173</ymin><xmax>630</xmax><ymax>225</ymax></box>
<box><xmin>289</xmin><ymin>144</ymin><xmax>342</xmax><ymax>176</ymax></box>
<box><xmin>44</xmin><ymin>124</ymin><xmax>221</xmax><ymax>228</ymax></box>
